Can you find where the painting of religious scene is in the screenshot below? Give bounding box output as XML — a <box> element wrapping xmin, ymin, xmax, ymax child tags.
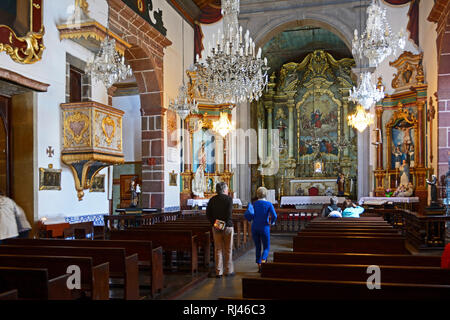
<box><xmin>193</xmin><ymin>128</ymin><xmax>216</xmax><ymax>174</ymax></box>
<box><xmin>0</xmin><ymin>0</ymin><xmax>30</xmax><ymax>37</ymax></box>
<box><xmin>297</xmin><ymin>92</ymin><xmax>339</xmax><ymax>160</ymax></box>
<box><xmin>391</xmin><ymin>121</ymin><xmax>415</xmax><ymax>169</ymax></box>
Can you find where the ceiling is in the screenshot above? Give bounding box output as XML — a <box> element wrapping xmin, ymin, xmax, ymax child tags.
<box><xmin>263</xmin><ymin>25</ymin><xmax>352</xmax><ymax>73</ymax></box>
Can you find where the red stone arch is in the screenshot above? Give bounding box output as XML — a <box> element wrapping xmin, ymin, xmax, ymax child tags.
<box><xmin>107</xmin><ymin>0</ymin><xmax>172</xmax><ymax>208</ymax></box>
<box><xmin>428</xmin><ymin>0</ymin><xmax>450</xmax><ymax>181</ymax></box>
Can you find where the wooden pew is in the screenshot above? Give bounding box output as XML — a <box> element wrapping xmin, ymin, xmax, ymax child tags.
<box><xmin>0</xmin><ymin>289</ymin><xmax>18</xmax><ymax>300</ymax></box>
<box><xmin>241</xmin><ymin>277</ymin><xmax>450</xmax><ymax>300</ymax></box>
<box><xmin>110</xmin><ymin>229</ymin><xmax>198</xmax><ymax>275</ymax></box>
<box><xmin>0</xmin><ymin>254</ymin><xmax>109</xmax><ymax>300</ymax></box>
<box><xmin>0</xmin><ymin>245</ymin><xmax>139</xmax><ymax>300</ymax></box>
<box><xmin>6</xmin><ymin>238</ymin><xmax>163</xmax><ymax>297</ymax></box>
<box><xmin>273</xmin><ymin>251</ymin><xmax>442</xmax><ymax>267</ymax></box>
<box><xmin>298</xmin><ymin>231</ymin><xmax>403</xmax><ymax>238</ymax></box>
<box><xmin>261</xmin><ymin>262</ymin><xmax>450</xmax><ymax>285</ymax></box>
<box><xmin>293</xmin><ymin>235</ymin><xmax>408</xmax><ymax>254</ymax></box>
<box><xmin>301</xmin><ymin>227</ymin><xmax>399</xmax><ymax>234</ymax></box>
<box><xmin>136</xmin><ymin>225</ymin><xmax>211</xmax><ymax>269</ymax></box>
<box><xmin>0</xmin><ymin>267</ymin><xmax>72</xmax><ymax>300</ymax></box>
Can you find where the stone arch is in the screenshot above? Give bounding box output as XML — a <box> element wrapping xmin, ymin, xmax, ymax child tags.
<box><xmin>107</xmin><ymin>0</ymin><xmax>172</xmax><ymax>209</ymax></box>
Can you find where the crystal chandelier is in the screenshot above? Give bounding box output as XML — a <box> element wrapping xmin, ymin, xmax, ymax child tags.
<box><xmin>349</xmin><ymin>72</ymin><xmax>384</xmax><ymax>110</ymax></box>
<box><xmin>85</xmin><ymin>37</ymin><xmax>132</xmax><ymax>89</ymax></box>
<box><xmin>169</xmin><ymin>83</ymin><xmax>198</xmax><ymax>120</ymax></box>
<box><xmin>352</xmin><ymin>0</ymin><xmax>405</xmax><ymax>67</ymax></box>
<box><xmin>348</xmin><ymin>105</ymin><xmax>374</xmax><ymax>133</ymax></box>
<box><xmin>213</xmin><ymin>112</ymin><xmax>235</xmax><ymax>137</ymax></box>
<box><xmin>194</xmin><ymin>0</ymin><xmax>270</xmax><ymax>104</ymax></box>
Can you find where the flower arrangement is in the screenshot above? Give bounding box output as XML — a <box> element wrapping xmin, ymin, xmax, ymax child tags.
<box><xmin>385</xmin><ymin>188</ymin><xmax>393</xmax><ymax>197</ymax></box>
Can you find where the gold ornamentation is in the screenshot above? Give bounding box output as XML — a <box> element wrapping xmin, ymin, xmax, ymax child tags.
<box><xmin>75</xmin><ymin>0</ymin><xmax>89</xmax><ymax>13</ymax></box>
<box><xmin>390</xmin><ymin>51</ymin><xmax>424</xmax><ymax>90</ymax></box>
<box><xmin>102</xmin><ymin>116</ymin><xmax>116</xmax><ymax>145</ymax></box>
<box><xmin>65</xmin><ymin>112</ymin><xmax>90</xmax><ymax>145</ymax></box>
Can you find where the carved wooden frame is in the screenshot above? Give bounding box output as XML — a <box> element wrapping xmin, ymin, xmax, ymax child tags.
<box><xmin>0</xmin><ymin>0</ymin><xmax>45</xmax><ymax>64</ymax></box>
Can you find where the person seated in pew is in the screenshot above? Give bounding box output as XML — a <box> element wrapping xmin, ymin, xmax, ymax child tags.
<box><xmin>0</xmin><ymin>192</ymin><xmax>31</xmax><ymax>244</ymax></box>
<box><xmin>206</xmin><ymin>182</ymin><xmax>234</xmax><ymax>278</ymax></box>
<box><xmin>324</xmin><ymin>197</ymin><xmax>342</xmax><ymax>218</ymax></box>
<box><xmin>244</xmin><ymin>187</ymin><xmax>277</xmax><ymax>272</ymax></box>
<box><xmin>342</xmin><ymin>198</ymin><xmax>365</xmax><ymax>218</ymax></box>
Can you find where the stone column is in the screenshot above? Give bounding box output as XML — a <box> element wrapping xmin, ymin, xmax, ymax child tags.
<box><xmin>286</xmin><ymin>92</ymin><xmax>295</xmax><ymax>159</ymax></box>
<box><xmin>417</xmin><ymin>99</ymin><xmax>425</xmax><ymax>168</ymax></box>
<box><xmin>266</xmin><ymin>104</ymin><xmax>273</xmax><ymax>159</ymax></box>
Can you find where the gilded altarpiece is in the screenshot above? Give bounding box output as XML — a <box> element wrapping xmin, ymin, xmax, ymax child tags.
<box><xmin>373</xmin><ymin>52</ymin><xmax>430</xmax><ymax>211</ymax></box>
<box><xmin>253</xmin><ymin>50</ymin><xmax>358</xmax><ymax>199</ymax></box>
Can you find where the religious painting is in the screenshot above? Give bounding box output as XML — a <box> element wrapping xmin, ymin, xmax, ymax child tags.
<box><xmin>0</xmin><ymin>0</ymin><xmax>45</xmax><ymax>64</ymax></box>
<box><xmin>39</xmin><ymin>167</ymin><xmax>62</xmax><ymax>191</ymax></box>
<box><xmin>193</xmin><ymin>126</ymin><xmax>216</xmax><ymax>174</ymax></box>
<box><xmin>89</xmin><ymin>174</ymin><xmax>105</xmax><ymax>192</ymax></box>
<box><xmin>387</xmin><ymin>106</ymin><xmax>418</xmax><ymax>170</ymax></box>
<box><xmin>169</xmin><ymin>171</ymin><xmax>177</xmax><ymax>186</ymax></box>
<box><xmin>297</xmin><ymin>92</ymin><xmax>340</xmax><ymax>159</ymax></box>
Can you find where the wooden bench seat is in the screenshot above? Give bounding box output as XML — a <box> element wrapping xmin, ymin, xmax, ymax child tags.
<box><xmin>261</xmin><ymin>262</ymin><xmax>450</xmax><ymax>285</ymax></box>
<box><xmin>273</xmin><ymin>251</ymin><xmax>442</xmax><ymax>267</ymax></box>
<box><xmin>293</xmin><ymin>235</ymin><xmax>408</xmax><ymax>254</ymax></box>
<box><xmin>0</xmin><ymin>254</ymin><xmax>109</xmax><ymax>300</ymax></box>
<box><xmin>0</xmin><ymin>245</ymin><xmax>139</xmax><ymax>300</ymax></box>
<box><xmin>301</xmin><ymin>228</ymin><xmax>399</xmax><ymax>234</ymax></box>
<box><xmin>298</xmin><ymin>231</ymin><xmax>403</xmax><ymax>237</ymax></box>
<box><xmin>136</xmin><ymin>225</ymin><xmax>211</xmax><ymax>269</ymax></box>
<box><xmin>0</xmin><ymin>267</ymin><xmax>72</xmax><ymax>300</ymax></box>
<box><xmin>109</xmin><ymin>229</ymin><xmax>198</xmax><ymax>274</ymax></box>
<box><xmin>0</xmin><ymin>289</ymin><xmax>18</xmax><ymax>300</ymax></box>
<box><xmin>241</xmin><ymin>277</ymin><xmax>450</xmax><ymax>300</ymax></box>
<box><xmin>6</xmin><ymin>238</ymin><xmax>163</xmax><ymax>297</ymax></box>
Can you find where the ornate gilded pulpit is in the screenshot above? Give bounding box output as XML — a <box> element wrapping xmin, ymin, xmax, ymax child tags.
<box><xmin>61</xmin><ymin>101</ymin><xmax>124</xmax><ymax>200</ymax></box>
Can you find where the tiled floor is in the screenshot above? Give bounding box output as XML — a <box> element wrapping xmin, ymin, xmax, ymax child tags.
<box><xmin>175</xmin><ymin>234</ymin><xmax>294</xmax><ymax>300</ymax></box>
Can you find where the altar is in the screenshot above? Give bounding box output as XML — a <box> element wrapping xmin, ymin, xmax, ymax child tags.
<box><xmin>187</xmin><ymin>198</ymin><xmax>243</xmax><ymax>208</ymax></box>
<box><xmin>280</xmin><ymin>196</ymin><xmax>346</xmax><ymax>207</ymax></box>
<box><xmin>290</xmin><ymin>179</ymin><xmax>340</xmax><ymax>196</ymax></box>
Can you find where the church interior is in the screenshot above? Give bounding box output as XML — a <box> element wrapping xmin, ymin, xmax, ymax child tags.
<box><xmin>0</xmin><ymin>0</ymin><xmax>450</xmax><ymax>303</ymax></box>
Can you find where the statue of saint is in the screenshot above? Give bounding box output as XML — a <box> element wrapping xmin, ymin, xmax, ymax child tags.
<box><xmin>426</xmin><ymin>175</ymin><xmax>438</xmax><ymax>206</ymax></box>
<box><xmin>337</xmin><ymin>173</ymin><xmax>345</xmax><ymax>196</ymax></box>
<box><xmin>393</xmin><ymin>145</ymin><xmax>402</xmax><ymax>169</ymax></box>
<box><xmin>130</xmin><ymin>178</ymin><xmax>138</xmax><ymax>207</ymax></box>
<box><xmin>408</xmin><ymin>144</ymin><xmax>415</xmax><ymax>167</ymax></box>
<box><xmin>192</xmin><ymin>142</ymin><xmax>207</xmax><ymax>198</ymax></box>
<box><xmin>399</xmin><ymin>159</ymin><xmax>410</xmax><ymax>187</ymax></box>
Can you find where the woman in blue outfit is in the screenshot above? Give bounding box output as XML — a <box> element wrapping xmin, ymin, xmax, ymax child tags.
<box><xmin>244</xmin><ymin>187</ymin><xmax>277</xmax><ymax>272</ymax></box>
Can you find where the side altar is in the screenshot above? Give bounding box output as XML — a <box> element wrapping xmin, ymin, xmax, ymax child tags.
<box><xmin>372</xmin><ymin>52</ymin><xmax>432</xmax><ymax>211</ymax></box>
<box><xmin>251</xmin><ymin>50</ymin><xmax>358</xmax><ymax>200</ymax></box>
<box><xmin>179</xmin><ymin>71</ymin><xmax>235</xmax><ymax>208</ymax></box>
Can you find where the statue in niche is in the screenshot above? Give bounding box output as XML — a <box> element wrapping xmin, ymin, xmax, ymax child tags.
<box><xmin>399</xmin><ymin>159</ymin><xmax>410</xmax><ymax>187</ymax></box>
<box><xmin>337</xmin><ymin>173</ymin><xmax>346</xmax><ymax>196</ymax></box>
<box><xmin>192</xmin><ymin>141</ymin><xmax>207</xmax><ymax>198</ymax></box>
<box><xmin>393</xmin><ymin>145</ymin><xmax>402</xmax><ymax>169</ymax></box>
<box><xmin>426</xmin><ymin>175</ymin><xmax>441</xmax><ymax>207</ymax></box>
<box><xmin>408</xmin><ymin>144</ymin><xmax>415</xmax><ymax>167</ymax></box>
<box><xmin>130</xmin><ymin>178</ymin><xmax>139</xmax><ymax>208</ymax></box>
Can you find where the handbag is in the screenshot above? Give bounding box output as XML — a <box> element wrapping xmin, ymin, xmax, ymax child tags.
<box><xmin>213</xmin><ymin>219</ymin><xmax>226</xmax><ymax>231</ymax></box>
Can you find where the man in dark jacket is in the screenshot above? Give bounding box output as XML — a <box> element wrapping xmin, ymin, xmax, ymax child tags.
<box><xmin>206</xmin><ymin>182</ymin><xmax>234</xmax><ymax>278</ymax></box>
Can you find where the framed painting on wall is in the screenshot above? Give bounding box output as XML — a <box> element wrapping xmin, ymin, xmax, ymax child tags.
<box><xmin>39</xmin><ymin>166</ymin><xmax>62</xmax><ymax>191</ymax></box>
<box><xmin>90</xmin><ymin>174</ymin><xmax>105</xmax><ymax>192</ymax></box>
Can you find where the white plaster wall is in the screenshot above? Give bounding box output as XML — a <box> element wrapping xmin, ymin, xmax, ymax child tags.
<box><xmin>112</xmin><ymin>95</ymin><xmax>142</xmax><ymax>161</ymax></box>
<box><xmin>160</xmin><ymin>1</ymin><xmax>194</xmax><ymax>210</ymax></box>
<box><xmin>0</xmin><ymin>0</ymin><xmax>193</xmax><ymax>219</ymax></box>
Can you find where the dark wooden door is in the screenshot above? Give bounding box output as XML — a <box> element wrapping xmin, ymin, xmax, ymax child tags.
<box><xmin>0</xmin><ymin>96</ymin><xmax>10</xmax><ymax>196</ymax></box>
<box><xmin>70</xmin><ymin>66</ymin><xmax>82</xmax><ymax>103</ymax></box>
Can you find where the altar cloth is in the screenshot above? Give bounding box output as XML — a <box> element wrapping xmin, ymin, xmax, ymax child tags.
<box><xmin>187</xmin><ymin>198</ymin><xmax>243</xmax><ymax>207</ymax></box>
<box><xmin>358</xmin><ymin>197</ymin><xmax>419</xmax><ymax>206</ymax></box>
<box><xmin>280</xmin><ymin>196</ymin><xmax>346</xmax><ymax>207</ymax></box>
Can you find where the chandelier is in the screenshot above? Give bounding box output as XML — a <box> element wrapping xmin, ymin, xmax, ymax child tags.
<box><xmin>348</xmin><ymin>105</ymin><xmax>374</xmax><ymax>133</ymax></box>
<box><xmin>352</xmin><ymin>0</ymin><xmax>405</xmax><ymax>67</ymax></box>
<box><xmin>194</xmin><ymin>0</ymin><xmax>270</xmax><ymax>104</ymax></box>
<box><xmin>349</xmin><ymin>72</ymin><xmax>384</xmax><ymax>110</ymax></box>
<box><xmin>212</xmin><ymin>112</ymin><xmax>235</xmax><ymax>137</ymax></box>
<box><xmin>85</xmin><ymin>37</ymin><xmax>132</xmax><ymax>89</ymax></box>
<box><xmin>169</xmin><ymin>83</ymin><xmax>198</xmax><ymax>120</ymax></box>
